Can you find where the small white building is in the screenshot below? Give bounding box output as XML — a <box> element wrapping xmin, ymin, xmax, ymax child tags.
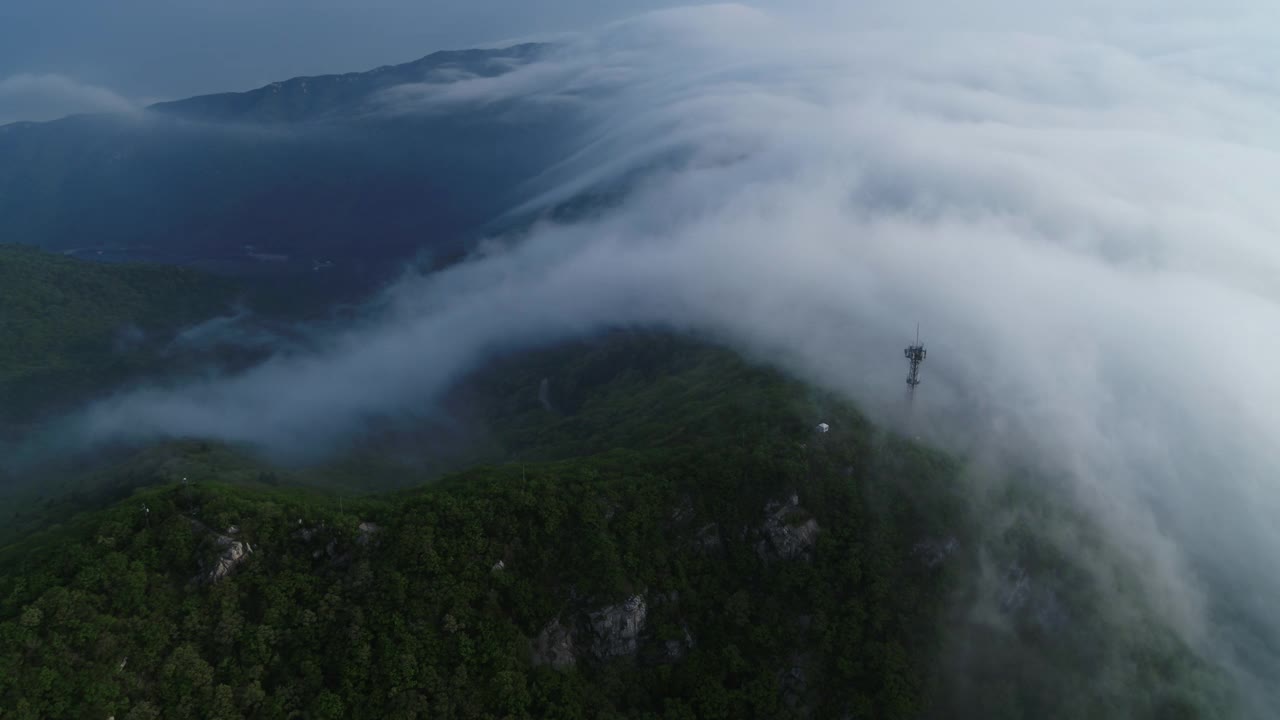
<box><xmin>816</xmin><ymin>423</ymin><xmax>830</xmax><ymax>433</ymax></box>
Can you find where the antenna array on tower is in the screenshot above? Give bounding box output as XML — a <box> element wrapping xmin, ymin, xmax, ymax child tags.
<box><xmin>904</xmin><ymin>324</ymin><xmax>926</xmax><ymax>391</ymax></box>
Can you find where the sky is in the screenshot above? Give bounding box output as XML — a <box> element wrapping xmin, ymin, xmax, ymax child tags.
<box><xmin>6</xmin><ymin>0</ymin><xmax>1280</xmax><ymax>713</ymax></box>
<box><xmin>3</xmin><ymin>0</ymin><xmax>1264</xmax><ymax>124</ymax></box>
<box><xmin>0</xmin><ymin>0</ymin><xmax>693</xmax><ymax>124</ymax></box>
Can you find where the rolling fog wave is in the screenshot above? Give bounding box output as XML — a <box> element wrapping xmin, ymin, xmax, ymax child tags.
<box><xmin>75</xmin><ymin>4</ymin><xmax>1280</xmax><ymax>713</ymax></box>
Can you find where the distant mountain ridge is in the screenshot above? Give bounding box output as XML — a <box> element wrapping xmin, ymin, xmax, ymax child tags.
<box><xmin>147</xmin><ymin>43</ymin><xmax>546</xmax><ymax>124</ymax></box>
<box><xmin>0</xmin><ymin>43</ymin><xmax>571</xmax><ymax>283</ymax></box>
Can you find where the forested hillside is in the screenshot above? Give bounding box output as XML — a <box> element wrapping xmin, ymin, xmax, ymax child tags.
<box><xmin>0</xmin><ymin>246</ymin><xmax>344</xmax><ymax>539</ymax></box>
<box><xmin>0</xmin><ymin>249</ymin><xmax>1231</xmax><ymax>719</ymax></box>
<box><xmin>0</xmin><ymin>340</ymin><xmax>1226</xmax><ymax>720</ymax></box>
<box><xmin>0</xmin><ymin>244</ymin><xmax>236</xmax><ymax>429</ymax></box>
<box><xmin>0</xmin><ymin>437</ymin><xmax>947</xmax><ymax>718</ymax></box>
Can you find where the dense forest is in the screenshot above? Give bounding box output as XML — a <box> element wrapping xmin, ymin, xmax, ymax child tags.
<box><xmin>0</xmin><ymin>244</ymin><xmax>238</xmax><ymax>427</ymax></box>
<box><xmin>0</xmin><ymin>248</ymin><xmax>1232</xmax><ymax>718</ymax></box>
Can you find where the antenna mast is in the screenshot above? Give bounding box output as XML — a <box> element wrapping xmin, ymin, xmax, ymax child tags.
<box><xmin>904</xmin><ymin>323</ymin><xmax>926</xmax><ymax>394</ymax></box>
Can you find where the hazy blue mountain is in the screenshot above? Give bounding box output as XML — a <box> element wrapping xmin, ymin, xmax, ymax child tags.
<box><xmin>149</xmin><ymin>44</ymin><xmax>545</xmax><ymax>124</ymax></box>
<box><xmin>0</xmin><ymin>44</ymin><xmax>575</xmax><ymax>282</ymax></box>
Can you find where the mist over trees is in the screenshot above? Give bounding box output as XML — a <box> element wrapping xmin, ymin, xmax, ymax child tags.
<box><xmin>2</xmin><ymin>2</ymin><xmax>1278</xmax><ymax>717</ymax></box>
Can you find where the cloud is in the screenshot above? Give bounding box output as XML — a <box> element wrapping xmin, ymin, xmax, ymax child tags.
<box><xmin>71</xmin><ymin>3</ymin><xmax>1280</xmax><ymax>713</ymax></box>
<box><xmin>372</xmin><ymin>55</ymin><xmax>588</xmax><ymax>116</ymax></box>
<box><xmin>0</xmin><ymin>73</ymin><xmax>136</xmax><ymax>124</ymax></box>
<box><xmin>165</xmin><ymin>308</ymin><xmax>311</xmax><ymax>357</ymax></box>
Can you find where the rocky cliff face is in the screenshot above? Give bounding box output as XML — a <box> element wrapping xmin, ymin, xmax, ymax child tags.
<box><xmin>192</xmin><ymin>520</ymin><xmax>254</xmax><ymax>584</ymax></box>
<box><xmin>528</xmin><ymin>495</ymin><xmax>825</xmax><ymax>670</ymax></box>
<box><xmin>207</xmin><ymin>531</ymin><xmax>253</xmax><ymax>583</ymax></box>
<box><xmin>531</xmin><ymin>593</ymin><xmax>651</xmax><ymax>668</ymax></box>
<box><xmin>757</xmin><ymin>494</ymin><xmax>820</xmax><ymax>561</ymax></box>
<box><xmin>589</xmin><ymin>595</ymin><xmax>648</xmax><ymax>660</ymax></box>
<box><xmin>662</xmin><ymin>624</ymin><xmax>696</xmax><ymax>663</ymax></box>
<box><xmin>184</xmin><ymin>519</ymin><xmax>254</xmax><ymax>583</ymax></box>
<box><xmin>694</xmin><ymin>522</ymin><xmax>723</xmax><ymax>553</ymax></box>
<box><xmin>532</xmin><ymin>619</ymin><xmax>577</xmax><ymax>669</ymax></box>
<box><xmin>356</xmin><ymin>522</ymin><xmax>381</xmax><ymax>546</ymax></box>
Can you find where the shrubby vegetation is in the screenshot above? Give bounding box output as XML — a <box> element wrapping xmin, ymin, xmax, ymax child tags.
<box><xmin>0</xmin><ymin>337</ymin><xmax>1230</xmax><ymax>719</ymax></box>
<box><xmin>0</xmin><ymin>250</ymin><xmax>1232</xmax><ymax>718</ymax></box>
<box><xmin>0</xmin><ymin>374</ymin><xmax>956</xmax><ymax>719</ymax></box>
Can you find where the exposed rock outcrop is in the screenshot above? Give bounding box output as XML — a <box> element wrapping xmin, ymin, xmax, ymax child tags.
<box><xmin>314</xmin><ymin>539</ymin><xmax>338</xmax><ymax>560</ymax></box>
<box><xmin>662</xmin><ymin>624</ymin><xmax>696</xmax><ymax>663</ymax></box>
<box><xmin>208</xmin><ymin>533</ymin><xmax>253</xmax><ymax>583</ymax></box>
<box><xmin>186</xmin><ymin>518</ymin><xmax>253</xmax><ymax>583</ymax></box>
<box><xmin>288</xmin><ymin>520</ymin><xmax>379</xmax><ymax>566</ymax></box>
<box><xmin>781</xmin><ymin>662</ymin><xmax>807</xmax><ymax>709</ymax></box>
<box><xmin>356</xmin><ymin>521</ymin><xmax>381</xmax><ymax>546</ymax></box>
<box><xmin>914</xmin><ymin>536</ymin><xmax>959</xmax><ymax>569</ymax></box>
<box><xmin>589</xmin><ymin>594</ymin><xmax>647</xmax><ymax>660</ymax></box>
<box><xmin>757</xmin><ymin>494</ymin><xmax>820</xmax><ymax>561</ymax></box>
<box><xmin>532</xmin><ymin>593</ymin><xmax>651</xmax><ymax>668</ymax></box>
<box><xmin>532</xmin><ymin>619</ymin><xmax>576</xmax><ymax>669</ymax></box>
<box><xmin>694</xmin><ymin>522</ymin><xmax>722</xmax><ymax>552</ymax></box>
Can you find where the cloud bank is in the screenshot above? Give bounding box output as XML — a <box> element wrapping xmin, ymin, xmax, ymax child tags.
<box><xmin>74</xmin><ymin>3</ymin><xmax>1280</xmax><ymax>713</ymax></box>
<box><xmin>0</xmin><ymin>73</ymin><xmax>135</xmax><ymax>124</ymax></box>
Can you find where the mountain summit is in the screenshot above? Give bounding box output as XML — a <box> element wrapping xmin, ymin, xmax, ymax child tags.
<box><xmin>0</xmin><ymin>43</ymin><xmax>566</xmax><ymax>279</ymax></box>
<box><xmin>148</xmin><ymin>43</ymin><xmax>546</xmax><ymax>124</ymax></box>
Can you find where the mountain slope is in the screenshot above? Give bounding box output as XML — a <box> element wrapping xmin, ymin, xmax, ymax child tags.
<box><xmin>0</xmin><ymin>245</ymin><xmax>238</xmax><ymax>429</ymax></box>
<box><xmin>0</xmin><ymin>44</ymin><xmax>572</xmax><ymax>280</ymax></box>
<box><xmin>0</xmin><ymin>330</ymin><xmax>1231</xmax><ymax>719</ymax></box>
<box><xmin>148</xmin><ymin>44</ymin><xmax>546</xmax><ymax>124</ymax></box>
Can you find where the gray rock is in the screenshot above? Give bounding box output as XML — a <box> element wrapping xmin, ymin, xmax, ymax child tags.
<box><xmin>589</xmin><ymin>594</ymin><xmax>647</xmax><ymax>660</ymax></box>
<box><xmin>208</xmin><ymin>533</ymin><xmax>252</xmax><ymax>583</ymax></box>
<box><xmin>532</xmin><ymin>619</ymin><xmax>576</xmax><ymax>669</ymax></box>
<box><xmin>184</xmin><ymin>518</ymin><xmax>253</xmax><ymax>583</ymax></box>
<box><xmin>662</xmin><ymin>624</ymin><xmax>696</xmax><ymax>662</ymax></box>
<box><xmin>356</xmin><ymin>521</ymin><xmax>381</xmax><ymax>546</ymax></box>
<box><xmin>758</xmin><ymin>495</ymin><xmax>820</xmax><ymax>561</ymax></box>
<box><xmin>534</xmin><ymin>592</ymin><xmax>652</xmax><ymax>667</ymax></box>
<box><xmin>782</xmin><ymin>664</ymin><xmax>807</xmax><ymax>705</ymax></box>
<box><xmin>694</xmin><ymin>523</ymin><xmax>722</xmax><ymax>552</ymax></box>
<box><xmin>780</xmin><ymin>652</ymin><xmax>815</xmax><ymax>715</ymax></box>
<box><xmin>914</xmin><ymin>536</ymin><xmax>959</xmax><ymax>569</ymax></box>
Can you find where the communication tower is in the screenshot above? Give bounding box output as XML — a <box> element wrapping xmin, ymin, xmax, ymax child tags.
<box><xmin>904</xmin><ymin>324</ymin><xmax>926</xmax><ymax>391</ymax></box>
